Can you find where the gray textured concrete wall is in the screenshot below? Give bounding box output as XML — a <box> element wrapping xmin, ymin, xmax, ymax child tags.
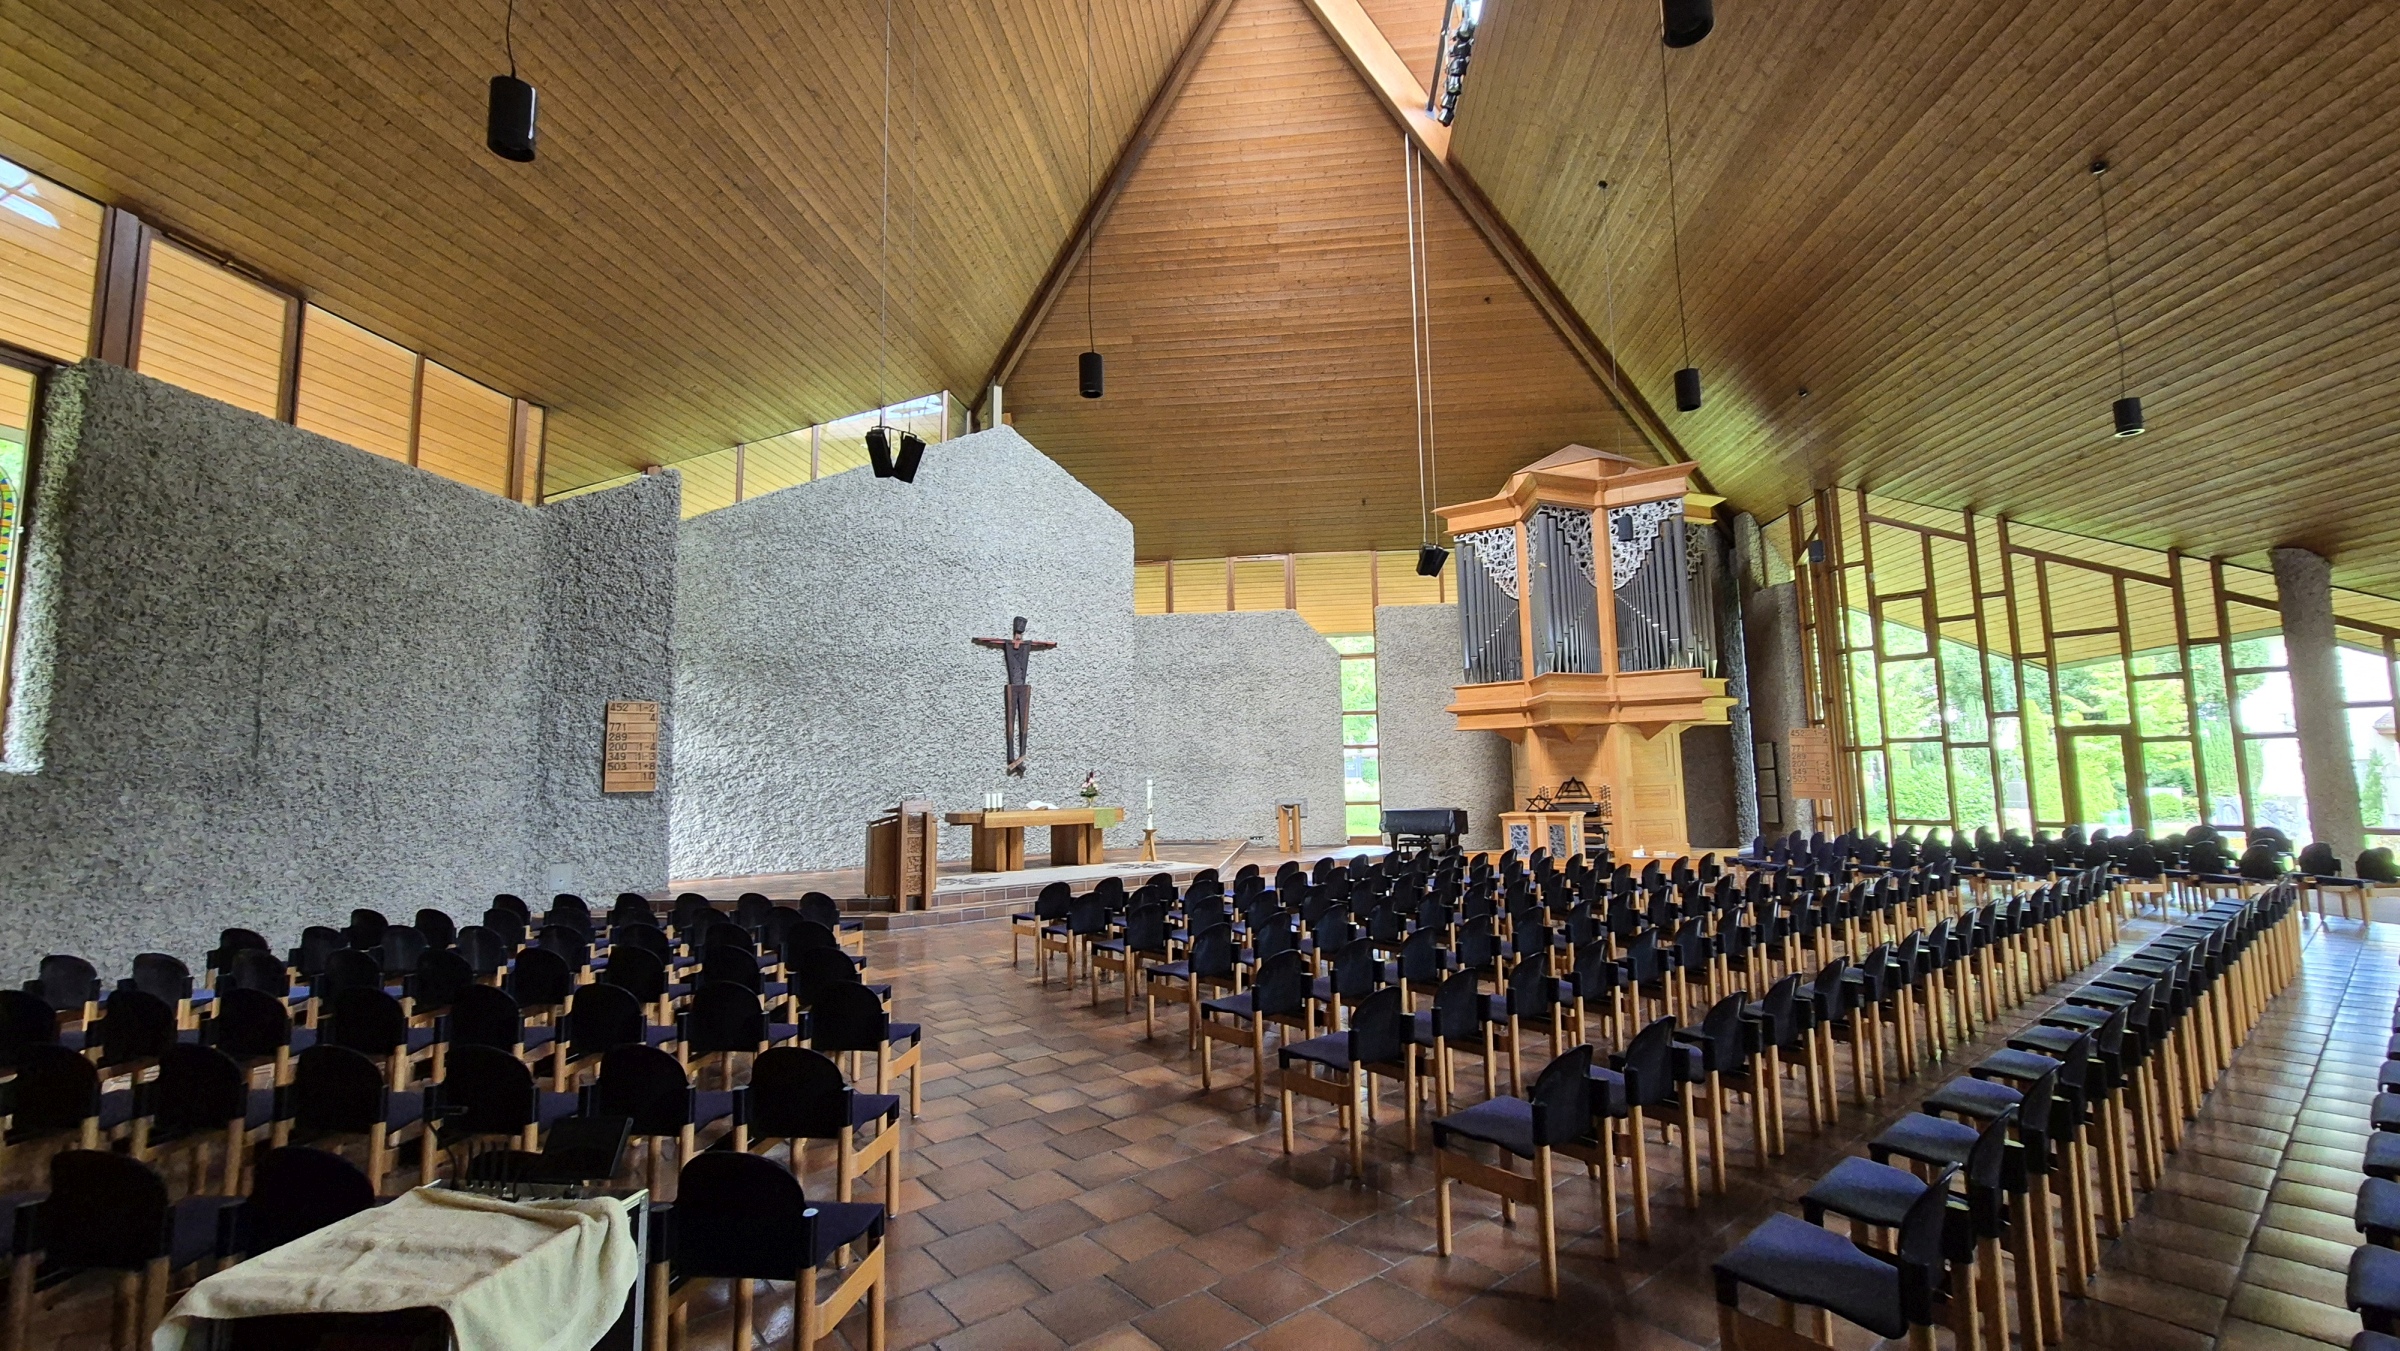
<box><xmin>2273</xmin><ymin>546</ymin><xmax>2366</xmax><ymax>853</ymax></box>
<box><xmin>1128</xmin><ymin>611</ymin><xmax>1347</xmax><ymax>848</ymax></box>
<box><xmin>1374</xmin><ymin>603</ymin><xmax>1512</xmax><ymax>849</ymax></box>
<box><xmin>0</xmin><ymin>362</ymin><xmax>674</xmax><ymax>974</ymax></box>
<box><xmin>536</xmin><ymin>475</ymin><xmax>681</xmax><ymax>896</ymax></box>
<box><xmin>671</xmin><ymin>427</ymin><xmax>1344</xmax><ymax>875</ymax></box>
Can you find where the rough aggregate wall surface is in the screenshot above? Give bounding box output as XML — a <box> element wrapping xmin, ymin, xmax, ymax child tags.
<box><xmin>1127</xmin><ymin>611</ymin><xmax>1347</xmax><ymax>848</ymax></box>
<box><xmin>1743</xmin><ymin>580</ymin><xmax>1814</xmax><ymax>836</ymax></box>
<box><xmin>1374</xmin><ymin>603</ymin><xmax>1512</xmax><ymax>850</ymax></box>
<box><xmin>537</xmin><ymin>474</ymin><xmax>681</xmax><ymax>897</ymax></box>
<box><xmin>0</xmin><ymin>364</ymin><xmax>535</xmax><ymax>972</ymax></box>
<box><xmin>670</xmin><ymin>428</ymin><xmax>1349</xmax><ymax>876</ymax></box>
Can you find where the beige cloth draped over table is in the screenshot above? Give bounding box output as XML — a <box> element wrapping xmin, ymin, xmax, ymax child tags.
<box><xmin>153</xmin><ymin>1188</ymin><xmax>639</xmax><ymax>1351</ymax></box>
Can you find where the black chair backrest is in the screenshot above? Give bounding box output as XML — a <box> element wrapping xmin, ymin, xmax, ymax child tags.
<box><xmin>290</xmin><ymin>928</ymin><xmax>345</xmax><ymax>978</ymax></box>
<box><xmin>324</xmin><ymin>987</ymin><xmax>411</xmax><ymax>1058</ymax></box>
<box><xmin>807</xmin><ymin>982</ymin><xmax>891</xmax><ymax>1055</ymax></box>
<box><xmin>128</xmin><ymin>954</ymin><xmax>194</xmax><ymax>1006</ymax></box>
<box><xmin>611</xmin><ymin>893</ymin><xmax>657</xmax><ymax>931</ymax></box>
<box><xmin>1123</xmin><ymin>903</ymin><xmax>1169</xmax><ymax>954</ymax></box>
<box><xmin>682</xmin><ymin>982</ymin><xmax>768</xmax><ymax>1058</ymax></box>
<box><xmin>703</xmin><ymin>944</ymin><xmax>766</xmax><ymax>993</ymax></box>
<box><xmin>1504</xmin><ymin>953</ymin><xmax>1554</xmax><ymax>1018</ymax></box>
<box><xmin>492</xmin><ymin>894</ymin><xmax>534</xmax><ymax>922</ymax></box>
<box><xmin>567</xmin><ymin>982</ymin><xmax>649</xmax><ymax>1059</ymax></box>
<box><xmin>536</xmin><ymin>925</ymin><xmax>593</xmax><ymax>970</ymax></box>
<box><xmin>44</xmin><ymin>1150</ymin><xmax>170</xmax><ymax>1270</ymax></box>
<box><xmin>94</xmin><ymin>988</ymin><xmax>177</xmax><ymax>1070</ymax></box>
<box><xmin>1529</xmin><ymin>1044</ymin><xmax>1596</xmax><ymax>1147</ymax></box>
<box><xmin>799</xmin><ymin>894</ymin><xmax>846</xmax><ymax>930</ymax></box>
<box><xmin>1034</xmin><ymin>882</ymin><xmax>1074</xmax><ymax>922</ymax></box>
<box><xmin>785</xmin><ymin>920</ymin><xmax>839</xmax><ymax>954</ymax></box>
<box><xmin>210</xmin><ymin>987</ymin><xmax>295</xmax><ymax>1061</ymax></box>
<box><xmin>1617</xmin><ymin>1015</ymin><xmax>1679</xmax><ymax>1106</ymax></box>
<box><xmin>601</xmin><ymin>946</ymin><xmax>669</xmax><ymax>1004</ymax></box>
<box><xmin>743</xmin><ymin>1047</ymin><xmax>862</xmax><ymax>1140</ymax></box>
<box><xmin>1250</xmin><ymin>951</ymin><xmax>1309</xmax><ymax>1019</ymax></box>
<box><xmin>347</xmin><ymin>909</ymin><xmax>391</xmax><ymax>951</ymax></box>
<box><xmin>548</xmin><ymin>893</ymin><xmax>594</xmax><ymax>934</ymax></box>
<box><xmin>672</xmin><ymin>1150</ymin><xmax>828</xmax><ymax>1282</ymax></box>
<box><xmin>1185</xmin><ymin>924</ymin><xmax>1236</xmax><ymax>980</ymax></box>
<box><xmin>380</xmin><ymin>926</ymin><xmax>429</xmax><ymax>976</ymax></box>
<box><xmin>448</xmin><ymin>983</ymin><xmax>529</xmax><ymax>1051</ymax></box>
<box><xmin>9</xmin><ymin>1042</ymin><xmax>101</xmax><ymax>1138</ymax></box>
<box><xmin>1349</xmin><ymin>987</ymin><xmax>1408</xmax><ymax>1065</ymax></box>
<box><xmin>509</xmin><ymin>948</ymin><xmax>574</xmax><ymax>1011</ymax></box>
<box><xmin>1330</xmin><ymin>938</ymin><xmax>1383</xmax><ymax>1000</ymax></box>
<box><xmin>290</xmin><ymin>1045</ymin><xmax>389</xmax><ymax>1135</ymax></box>
<box><xmin>245</xmin><ymin>1147</ymin><xmax>375</xmax><ymax>1254</ymax></box>
<box><xmin>733</xmin><ymin>894</ymin><xmax>774</xmax><ymax>932</ymax></box>
<box><xmin>408</xmin><ymin>949</ymin><xmax>475</xmax><ymax>1014</ymax></box>
<box><xmin>31</xmin><ymin>954</ymin><xmax>100</xmax><ymax>1011</ymax></box>
<box><xmin>788</xmin><ymin>947</ymin><xmax>865</xmax><ymax>1007</ymax></box>
<box><xmin>210</xmin><ymin>929</ymin><xmax>272</xmax><ymax>973</ymax></box>
<box><xmin>414</xmin><ymin>909</ymin><xmax>458</xmax><ymax>950</ymax></box>
<box><xmin>454</xmin><ymin>926</ymin><xmax>508</xmax><ymax>977</ymax></box>
<box><xmin>147</xmin><ymin>1044</ymin><xmax>250</xmax><ymax>1139</ymax></box>
<box><xmin>0</xmin><ymin>989</ymin><xmax>57</xmax><ymax>1069</ymax></box>
<box><xmin>480</xmin><ymin>908</ymin><xmax>529</xmax><ymax>950</ymax></box>
<box><xmin>318</xmin><ymin>949</ymin><xmax>385</xmax><ymax>1004</ymax></box>
<box><xmin>1427</xmin><ymin>970</ymin><xmax>1483</xmax><ymax>1040</ymax></box>
<box><xmin>434</xmin><ymin>1044</ymin><xmax>537</xmax><ymax>1138</ymax></box>
<box><xmin>590</xmin><ymin>1044</ymin><xmax>695</xmax><ymax>1134</ymax></box>
<box><xmin>613</xmin><ymin>922</ymin><xmax>672</xmax><ymax>963</ymax></box>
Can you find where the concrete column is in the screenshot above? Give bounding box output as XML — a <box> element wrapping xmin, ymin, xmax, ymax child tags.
<box><xmin>1719</xmin><ymin>516</ymin><xmax>1760</xmax><ymax>845</ymax></box>
<box><xmin>2272</xmin><ymin>546</ymin><xmax>2365</xmax><ymax>854</ymax></box>
<box><xmin>1744</xmin><ymin>578</ymin><xmax>1816</xmax><ymax>838</ymax></box>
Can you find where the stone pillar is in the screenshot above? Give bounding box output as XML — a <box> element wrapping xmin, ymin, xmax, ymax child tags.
<box><xmin>1719</xmin><ymin>516</ymin><xmax>1760</xmax><ymax>845</ymax></box>
<box><xmin>2272</xmin><ymin>546</ymin><xmax>2365</xmax><ymax>854</ymax></box>
<box><xmin>1744</xmin><ymin>577</ymin><xmax>1815</xmax><ymax>838</ymax></box>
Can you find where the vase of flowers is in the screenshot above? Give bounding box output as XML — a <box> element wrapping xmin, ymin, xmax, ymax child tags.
<box><xmin>1079</xmin><ymin>770</ymin><xmax>1100</xmax><ymax>803</ymax></box>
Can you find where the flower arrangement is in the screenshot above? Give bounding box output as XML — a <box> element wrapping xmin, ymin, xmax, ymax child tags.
<box><xmin>1079</xmin><ymin>770</ymin><xmax>1100</xmax><ymax>802</ymax></box>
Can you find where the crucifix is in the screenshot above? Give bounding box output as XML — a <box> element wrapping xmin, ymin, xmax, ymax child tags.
<box><xmin>971</xmin><ymin>617</ymin><xmax>1057</xmax><ymax>776</ymax></box>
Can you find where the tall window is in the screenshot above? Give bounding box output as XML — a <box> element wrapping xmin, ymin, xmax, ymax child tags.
<box><xmin>1334</xmin><ymin>636</ymin><xmax>1380</xmax><ymax>839</ymax></box>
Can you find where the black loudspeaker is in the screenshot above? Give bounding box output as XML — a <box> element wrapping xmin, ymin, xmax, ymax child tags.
<box><xmin>1416</xmin><ymin>545</ymin><xmax>1450</xmax><ymax>578</ymax></box>
<box><xmin>1674</xmin><ymin>365</ymin><xmax>1703</xmax><ymax>412</ymax></box>
<box><xmin>865</xmin><ymin>426</ymin><xmax>895</xmax><ymax>478</ymax></box>
<box><xmin>487</xmin><ymin>76</ymin><xmax>538</xmax><ymax>163</ymax></box>
<box><xmin>893</xmin><ymin>431</ymin><xmax>926</xmax><ymax>482</ymax></box>
<box><xmin>1078</xmin><ymin>350</ymin><xmax>1105</xmax><ymax>400</ymax></box>
<box><xmin>2112</xmin><ymin>395</ymin><xmax>2146</xmax><ymax>438</ymax></box>
<box><xmin>1662</xmin><ymin>0</ymin><xmax>1714</xmax><ymax>48</ymax></box>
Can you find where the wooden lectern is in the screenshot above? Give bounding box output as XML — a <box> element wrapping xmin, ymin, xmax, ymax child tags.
<box><xmin>866</xmin><ymin>800</ymin><xmax>938</xmax><ymax>909</ymax></box>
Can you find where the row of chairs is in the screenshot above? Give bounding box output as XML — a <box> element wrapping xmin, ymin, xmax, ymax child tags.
<box><xmin>1712</xmin><ymin>880</ymin><xmax>2300</xmax><ymax>1348</ymax></box>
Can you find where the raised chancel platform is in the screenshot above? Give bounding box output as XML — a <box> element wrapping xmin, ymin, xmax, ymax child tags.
<box><xmin>668</xmin><ymin>839</ymin><xmax>1247</xmax><ymax>929</ymax></box>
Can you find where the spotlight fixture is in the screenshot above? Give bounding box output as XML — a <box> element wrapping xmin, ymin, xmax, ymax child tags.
<box><xmin>1079</xmin><ymin>349</ymin><xmax>1104</xmax><ymax>400</ymax></box>
<box><xmin>893</xmin><ymin>430</ymin><xmax>926</xmax><ymax>482</ymax></box>
<box><xmin>1661</xmin><ymin>0</ymin><xmax>1714</xmax><ymax>48</ymax></box>
<box><xmin>866</xmin><ymin>425</ymin><xmax>895</xmax><ymax>478</ymax></box>
<box><xmin>487</xmin><ymin>0</ymin><xmax>536</xmax><ymax>162</ymax></box>
<box><xmin>1416</xmin><ymin>544</ymin><xmax>1451</xmax><ymax>578</ymax></box>
<box><xmin>2089</xmin><ymin>160</ymin><xmax>2146</xmax><ymax>438</ymax></box>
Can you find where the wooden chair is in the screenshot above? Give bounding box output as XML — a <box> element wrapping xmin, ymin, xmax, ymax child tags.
<box><xmin>1431</xmin><ymin>1045</ymin><xmax>1594</xmax><ymax>1298</ymax></box>
<box><xmin>742</xmin><ymin>1047</ymin><xmax>903</xmax><ymax>1211</ymax></box>
<box><xmin>658</xmin><ymin>1150</ymin><xmax>886</xmax><ymax>1351</ymax></box>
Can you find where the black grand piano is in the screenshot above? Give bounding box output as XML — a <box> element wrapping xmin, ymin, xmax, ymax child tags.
<box><xmin>1381</xmin><ymin>807</ymin><xmax>1468</xmax><ymax>855</ymax></box>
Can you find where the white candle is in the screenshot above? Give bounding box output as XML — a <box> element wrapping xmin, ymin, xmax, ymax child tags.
<box><xmin>1145</xmin><ymin>778</ymin><xmax>1155</xmax><ymax>831</ymax></box>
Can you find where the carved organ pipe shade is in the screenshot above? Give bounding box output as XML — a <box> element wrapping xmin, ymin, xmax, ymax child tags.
<box><xmin>487</xmin><ymin>75</ymin><xmax>537</xmax><ymax>162</ymax></box>
<box><xmin>1674</xmin><ymin>366</ymin><xmax>1702</xmax><ymax>412</ymax></box>
<box><xmin>1661</xmin><ymin>0</ymin><xmax>1714</xmax><ymax>49</ymax></box>
<box><xmin>1078</xmin><ymin>349</ymin><xmax>1104</xmax><ymax>399</ymax></box>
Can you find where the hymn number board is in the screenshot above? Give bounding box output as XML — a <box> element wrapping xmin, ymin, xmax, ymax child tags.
<box><xmin>603</xmin><ymin>701</ymin><xmax>660</xmax><ymax>794</ymax></box>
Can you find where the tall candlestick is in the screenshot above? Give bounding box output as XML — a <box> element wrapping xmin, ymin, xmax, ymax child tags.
<box><xmin>1145</xmin><ymin>778</ymin><xmax>1154</xmax><ymax>831</ymax></box>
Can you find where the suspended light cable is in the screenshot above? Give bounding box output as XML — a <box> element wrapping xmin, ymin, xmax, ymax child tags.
<box><xmin>1404</xmin><ymin>135</ymin><xmax>1447</xmax><ymax>578</ymax></box>
<box><xmin>1078</xmin><ymin>0</ymin><xmax>1105</xmax><ymax>399</ymax></box>
<box><xmin>2091</xmin><ymin>160</ymin><xmax>2144</xmax><ymax>437</ymax></box>
<box><xmin>1657</xmin><ymin>35</ymin><xmax>1700</xmax><ymax>412</ymax></box>
<box><xmin>486</xmin><ymin>0</ymin><xmax>538</xmax><ymax>162</ymax></box>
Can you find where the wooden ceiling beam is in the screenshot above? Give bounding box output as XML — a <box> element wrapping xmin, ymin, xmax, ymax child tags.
<box><xmin>977</xmin><ymin>0</ymin><xmax>1241</xmax><ymax>408</ymax></box>
<box><xmin>1296</xmin><ymin>0</ymin><xmax>1695</xmax><ymax>470</ymax></box>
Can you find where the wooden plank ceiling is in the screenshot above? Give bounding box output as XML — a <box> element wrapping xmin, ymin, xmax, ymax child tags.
<box><xmin>0</xmin><ymin>0</ymin><xmax>1208</xmax><ymax>492</ymax></box>
<box><xmin>1449</xmin><ymin>0</ymin><xmax>2400</xmax><ymax>596</ymax></box>
<box><xmin>1005</xmin><ymin>0</ymin><xmax>1654</xmax><ymax>560</ymax></box>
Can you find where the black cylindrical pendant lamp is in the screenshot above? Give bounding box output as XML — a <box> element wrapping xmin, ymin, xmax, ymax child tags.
<box><xmin>488</xmin><ymin>75</ymin><xmax>538</xmax><ymax>162</ymax></box>
<box><xmin>865</xmin><ymin>426</ymin><xmax>895</xmax><ymax>478</ymax></box>
<box><xmin>2112</xmin><ymin>395</ymin><xmax>2145</xmax><ymax>438</ymax></box>
<box><xmin>1078</xmin><ymin>350</ymin><xmax>1105</xmax><ymax>399</ymax></box>
<box><xmin>893</xmin><ymin>431</ymin><xmax>926</xmax><ymax>482</ymax></box>
<box><xmin>1416</xmin><ymin>544</ymin><xmax>1450</xmax><ymax>578</ymax></box>
<box><xmin>1662</xmin><ymin>0</ymin><xmax>1714</xmax><ymax>48</ymax></box>
<box><xmin>1674</xmin><ymin>365</ymin><xmax>1703</xmax><ymax>412</ymax></box>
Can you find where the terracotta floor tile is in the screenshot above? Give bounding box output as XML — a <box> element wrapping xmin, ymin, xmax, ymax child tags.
<box><xmin>1132</xmin><ymin>1292</ymin><xmax>1262</xmax><ymax>1351</ymax></box>
<box><xmin>1028</xmin><ymin>1275</ymin><xmax>1154</xmax><ymax>1344</ymax></box>
<box><xmin>1207</xmin><ymin>1264</ymin><xmax>1330</xmax><ymax>1325</ymax></box>
<box><xmin>1245</xmin><ymin>1307</ymin><xmax>1377</xmax><ymax>1351</ymax></box>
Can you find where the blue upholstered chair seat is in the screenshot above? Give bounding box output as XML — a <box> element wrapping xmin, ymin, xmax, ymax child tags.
<box><xmin>2366</xmin><ymin>1132</ymin><xmax>2400</xmax><ymax>1180</ymax></box>
<box><xmin>1430</xmin><ymin>1097</ymin><xmax>1540</xmax><ymax>1157</ymax></box>
<box><xmin>1804</xmin><ymin>1155</ymin><xmax>1928</xmax><ymax>1230</ymax></box>
<box><xmin>1279</xmin><ymin>1032</ymin><xmax>1355</xmax><ymax>1071</ymax></box>
<box><xmin>1923</xmin><ymin>1075</ymin><xmax>2024</xmax><ymax>1121</ymax></box>
<box><xmin>801</xmin><ymin>1200</ymin><xmax>885</xmax><ymax>1268</ymax></box>
<box><xmin>2370</xmin><ymin>1093</ymin><xmax>2400</xmax><ymax>1131</ymax></box>
<box><xmin>1872</xmin><ymin>1112</ymin><xmax>1978</xmax><ymax>1168</ymax></box>
<box><xmin>1972</xmin><ymin>1049</ymin><xmax>2063</xmax><ymax>1085</ymax></box>
<box><xmin>1714</xmin><ymin>1213</ymin><xmax>1908</xmax><ymax>1338</ymax></box>
<box><xmin>2349</xmin><ymin>1243</ymin><xmax>2400</xmax><ymax>1322</ymax></box>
